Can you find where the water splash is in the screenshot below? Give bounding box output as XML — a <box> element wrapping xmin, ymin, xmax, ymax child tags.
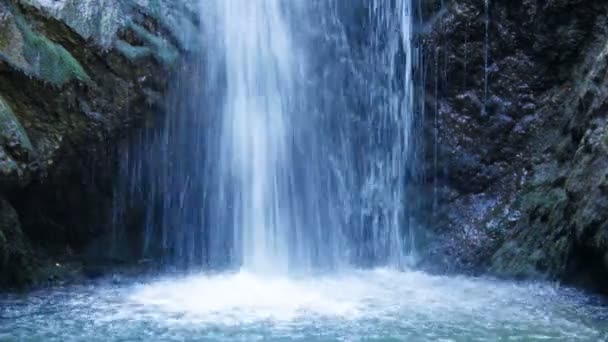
<box><xmin>3</xmin><ymin>270</ymin><xmax>607</xmax><ymax>341</ymax></box>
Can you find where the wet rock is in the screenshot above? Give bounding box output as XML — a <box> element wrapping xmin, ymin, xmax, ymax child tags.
<box><xmin>0</xmin><ymin>95</ymin><xmax>33</xmax><ymax>188</ymax></box>
<box><xmin>423</xmin><ymin>0</ymin><xmax>608</xmax><ymax>293</ymax></box>
<box><xmin>0</xmin><ymin>0</ymin><xmax>196</xmax><ymax>288</ymax></box>
<box><xmin>0</xmin><ymin>197</ymin><xmax>33</xmax><ymax>287</ymax></box>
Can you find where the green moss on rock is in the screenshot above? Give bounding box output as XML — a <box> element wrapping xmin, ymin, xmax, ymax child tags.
<box><xmin>491</xmin><ymin>241</ymin><xmax>546</xmax><ymax>279</ymax></box>
<box><xmin>0</xmin><ymin>21</ymin><xmax>10</xmax><ymax>50</ymax></box>
<box><xmin>0</xmin><ymin>0</ymin><xmax>191</xmax><ymax>290</ymax></box>
<box><xmin>1</xmin><ymin>2</ymin><xmax>91</xmax><ymax>86</ymax></box>
<box><xmin>13</xmin><ymin>11</ymin><xmax>89</xmax><ymax>85</ymax></box>
<box><xmin>0</xmin><ymin>94</ymin><xmax>33</xmax><ymax>157</ymax></box>
<box><xmin>128</xmin><ymin>21</ymin><xmax>178</xmax><ymax>66</ymax></box>
<box><xmin>114</xmin><ymin>39</ymin><xmax>153</xmax><ymax>61</ymax></box>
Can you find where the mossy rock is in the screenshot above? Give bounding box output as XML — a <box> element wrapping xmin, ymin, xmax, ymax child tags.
<box><xmin>13</xmin><ymin>9</ymin><xmax>90</xmax><ymax>86</ymax></box>
<box><xmin>18</xmin><ymin>0</ymin><xmax>126</xmax><ymax>48</ymax></box>
<box><xmin>0</xmin><ymin>94</ymin><xmax>33</xmax><ymax>159</ymax></box>
<box><xmin>0</xmin><ymin>2</ymin><xmax>90</xmax><ymax>86</ymax></box>
<box><xmin>0</xmin><ymin>0</ymin><xmax>191</xmax><ymax>290</ymax></box>
<box><xmin>20</xmin><ymin>0</ymin><xmax>199</xmax><ymax>51</ymax></box>
<box><xmin>0</xmin><ymin>95</ymin><xmax>33</xmax><ymax>187</ymax></box>
<box><xmin>114</xmin><ymin>39</ymin><xmax>153</xmax><ymax>61</ymax></box>
<box><xmin>127</xmin><ymin>21</ymin><xmax>178</xmax><ymax>66</ymax></box>
<box><xmin>491</xmin><ymin>241</ymin><xmax>546</xmax><ymax>279</ymax></box>
<box><xmin>0</xmin><ymin>16</ymin><xmax>11</xmax><ymax>50</ymax></box>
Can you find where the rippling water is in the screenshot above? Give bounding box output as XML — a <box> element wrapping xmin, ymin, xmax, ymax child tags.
<box><xmin>1</xmin><ymin>270</ymin><xmax>607</xmax><ymax>341</ymax></box>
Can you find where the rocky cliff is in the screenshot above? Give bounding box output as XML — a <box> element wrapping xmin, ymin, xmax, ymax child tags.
<box><xmin>0</xmin><ymin>0</ymin><xmax>196</xmax><ymax>287</ymax></box>
<box><xmin>423</xmin><ymin>0</ymin><xmax>608</xmax><ymax>293</ymax></box>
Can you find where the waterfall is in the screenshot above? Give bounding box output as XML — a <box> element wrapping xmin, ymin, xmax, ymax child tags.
<box><xmin>113</xmin><ymin>0</ymin><xmax>419</xmax><ymax>273</ymax></box>
<box><xmin>203</xmin><ymin>0</ymin><xmax>302</xmax><ymax>274</ymax></box>
<box><xmin>483</xmin><ymin>0</ymin><xmax>490</xmax><ymax>115</ymax></box>
<box><xmin>363</xmin><ymin>0</ymin><xmax>418</xmax><ymax>267</ymax></box>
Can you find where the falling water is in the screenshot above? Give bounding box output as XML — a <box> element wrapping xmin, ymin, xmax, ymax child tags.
<box><xmin>483</xmin><ymin>0</ymin><xmax>490</xmax><ymax>115</ymax></box>
<box><xmin>113</xmin><ymin>0</ymin><xmax>419</xmax><ymax>273</ymax></box>
<box><xmin>362</xmin><ymin>0</ymin><xmax>419</xmax><ymax>266</ymax></box>
<box><xmin>203</xmin><ymin>0</ymin><xmax>302</xmax><ymax>274</ymax></box>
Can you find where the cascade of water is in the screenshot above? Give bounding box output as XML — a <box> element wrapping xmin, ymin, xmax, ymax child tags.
<box><xmin>361</xmin><ymin>0</ymin><xmax>418</xmax><ymax>267</ymax></box>
<box><xmin>204</xmin><ymin>0</ymin><xmax>299</xmax><ymax>274</ymax></box>
<box><xmin>483</xmin><ymin>0</ymin><xmax>490</xmax><ymax>115</ymax></box>
<box><xmin>113</xmin><ymin>0</ymin><xmax>419</xmax><ymax>273</ymax></box>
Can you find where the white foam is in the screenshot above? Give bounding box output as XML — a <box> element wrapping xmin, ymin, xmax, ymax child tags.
<box><xmin>3</xmin><ymin>269</ymin><xmax>605</xmax><ymax>340</ymax></box>
<box><xmin>127</xmin><ymin>268</ymin><xmax>595</xmax><ymax>333</ymax></box>
<box><xmin>129</xmin><ymin>271</ymin><xmax>365</xmax><ymax>324</ymax></box>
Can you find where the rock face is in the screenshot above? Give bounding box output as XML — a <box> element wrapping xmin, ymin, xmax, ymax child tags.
<box><xmin>0</xmin><ymin>197</ymin><xmax>32</xmax><ymax>287</ymax></box>
<box><xmin>0</xmin><ymin>0</ymin><xmax>195</xmax><ymax>288</ymax></box>
<box><xmin>422</xmin><ymin>0</ymin><xmax>608</xmax><ymax>293</ymax></box>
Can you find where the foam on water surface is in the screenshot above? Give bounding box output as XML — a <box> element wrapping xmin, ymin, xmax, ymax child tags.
<box><xmin>1</xmin><ymin>270</ymin><xmax>607</xmax><ymax>341</ymax></box>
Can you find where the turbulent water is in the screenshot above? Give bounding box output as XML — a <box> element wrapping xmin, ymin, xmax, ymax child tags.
<box><xmin>2</xmin><ymin>270</ymin><xmax>607</xmax><ymax>341</ymax></box>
